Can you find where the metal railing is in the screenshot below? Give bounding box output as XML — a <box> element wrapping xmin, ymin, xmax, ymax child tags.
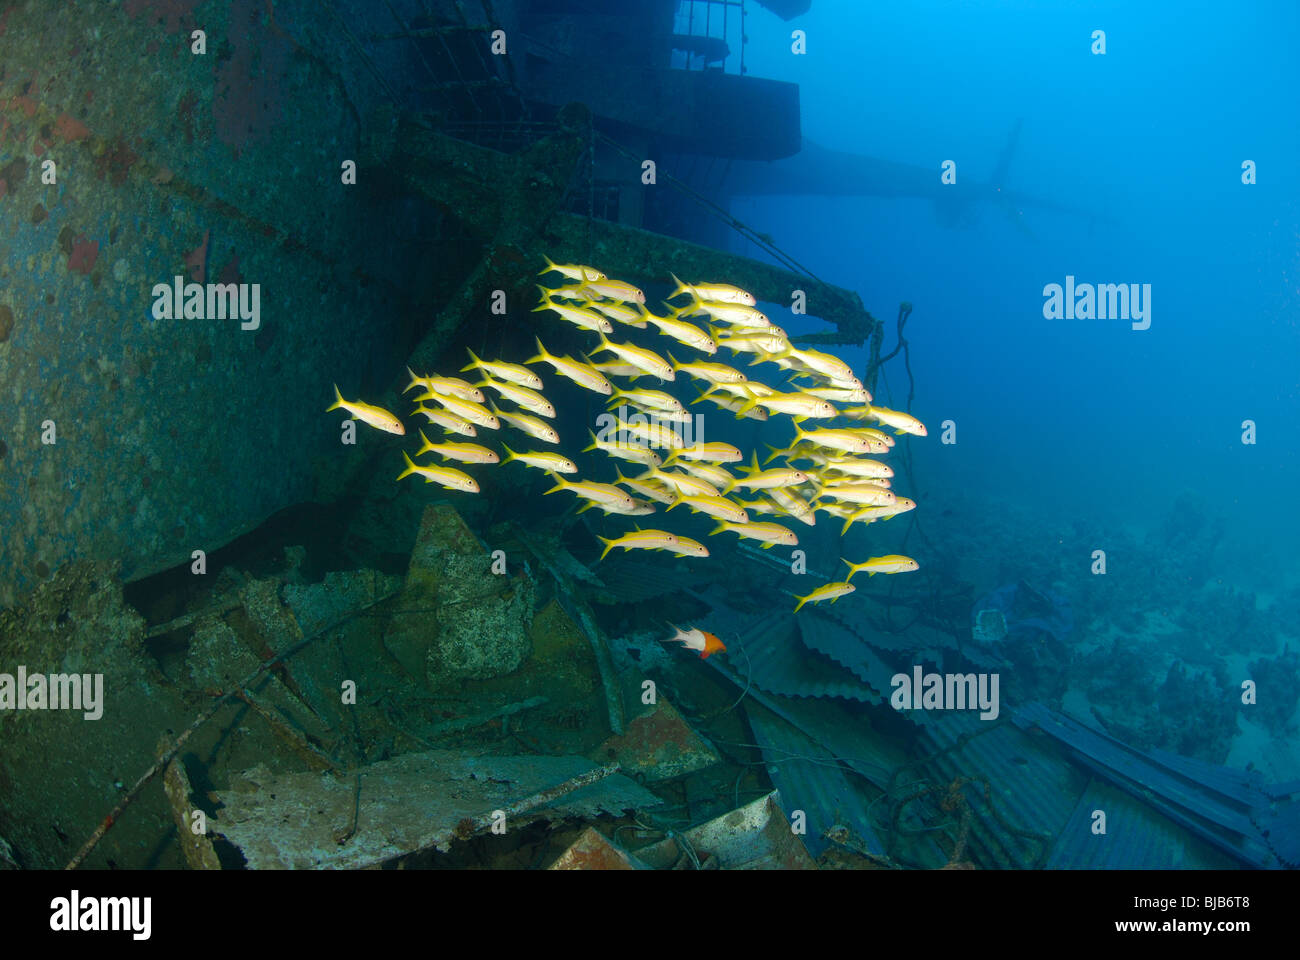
<box><xmin>673</xmin><ymin>0</ymin><xmax>747</xmax><ymax>75</ymax></box>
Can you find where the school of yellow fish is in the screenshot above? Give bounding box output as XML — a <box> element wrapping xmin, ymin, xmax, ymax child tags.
<box><xmin>328</xmin><ymin>257</ymin><xmax>924</xmax><ymax>613</ymax></box>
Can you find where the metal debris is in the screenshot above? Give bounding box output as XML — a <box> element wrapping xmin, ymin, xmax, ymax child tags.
<box><xmin>636</xmin><ymin>792</ymin><xmax>816</xmax><ymax>870</ymax></box>
<box><xmin>547</xmin><ymin>826</ymin><xmax>643</xmax><ymax>870</ymax></box>
<box><xmin>598</xmin><ymin>697</ymin><xmax>720</xmax><ymax>782</ymax></box>
<box><xmin>212</xmin><ymin>751</ymin><xmax>660</xmax><ymax>869</ymax></box>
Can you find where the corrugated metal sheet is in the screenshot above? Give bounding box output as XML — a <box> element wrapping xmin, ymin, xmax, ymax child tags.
<box><xmin>1011</xmin><ymin>702</ymin><xmax>1275</xmax><ymax>866</ymax></box>
<box><xmin>1048</xmin><ymin>778</ymin><xmax>1243</xmax><ymax>869</ymax></box>
<box><xmin>728</xmin><ymin>610</ymin><xmax>878</xmax><ymax>702</ymax></box>
<box><xmin>807</xmin><ymin>591</ymin><xmax>957</xmax><ymax>653</ymax></box>
<box><xmin>915</xmin><ymin>710</ymin><xmax>1085</xmax><ymax>868</ymax></box>
<box><xmin>797</xmin><ymin>608</ymin><xmax>898</xmax><ymax>698</ymax></box>
<box><xmin>744</xmin><ymin>699</ymin><xmax>885</xmax><ymax>859</ymax></box>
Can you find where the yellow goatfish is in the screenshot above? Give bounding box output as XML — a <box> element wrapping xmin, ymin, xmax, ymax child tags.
<box><xmin>865</xmin><ymin>405</ymin><xmax>928</xmax><ymax>437</ymax></box>
<box><xmin>527</xmin><ymin>338</ymin><xmax>613</xmax><ymax>395</ymax></box>
<box><xmin>608</xmin><ymin>387</ymin><xmax>685</xmax><ymax>413</ymax></box>
<box><xmin>644</xmin><ymin>468</ymin><xmax>720</xmax><ymax>498</ymax></box>
<box><xmin>597</xmin><ymin>527</ymin><xmax>678</xmax><ymax>560</ymax></box>
<box><xmin>669</xmin><ymin>273</ymin><xmax>756</xmax><ymax>306</ymax></box>
<box><xmin>620</xmin><ymin>418</ymin><xmax>685</xmax><ymax>449</ymax></box>
<box><xmin>592</xmin><ymin>360</ymin><xmax>644</xmax><ymax>379</ymax></box>
<box><xmin>839</xmin><ymin>499</ymin><xmax>916</xmax><ymax>535</ymax></box>
<box><xmin>583</xmin><ymin>431</ymin><xmax>663</xmax><ymax>468</ymax></box>
<box><xmin>768</xmin><ymin>487</ymin><xmax>815</xmax><ymax>526</ymax></box>
<box><xmin>430</xmin><ymin>391</ymin><xmax>499</xmax><ymax>429</ymax></box>
<box><xmin>404</xmin><ymin>369</ymin><xmax>485</xmax><ymax>403</ymax></box>
<box><xmin>328</xmin><ymin>385</ymin><xmax>405</xmax><ymax>435</ymax></box>
<box><xmin>666</xmin><ymin>493</ymin><xmax>749</xmax><ymax>525</ymax></box>
<box><xmin>544</xmin><ymin>474</ymin><xmax>635</xmax><ymax>510</ymax></box>
<box><xmin>534</xmin><ymin>290</ymin><xmax>614</xmax><ymax>333</ymax></box>
<box><xmin>736</xmin><ymin>392</ymin><xmax>836</xmax><ymax>421</ymax></box>
<box><xmin>581</xmin><ymin>498</ymin><xmax>657</xmax><ymax>517</ymax></box>
<box><xmin>491</xmin><ymin>402</ymin><xmax>560</xmax><ymax>444</ymax></box>
<box><xmin>461</xmin><ymin>348</ymin><xmax>542</xmax><ymax>389</ymax></box>
<box><xmin>395</xmin><ymin>451</ymin><xmax>478</xmax><ymax>492</ymax></box>
<box><xmin>667</xmin><ymin>535</ymin><xmax>709</xmax><ymax>558</ymax></box>
<box><xmin>814</xmin><ymin>484</ymin><xmax>897</xmax><ymax>507</ymax></box>
<box><xmin>805</xmin><ymin>385</ymin><xmax>870</xmax><ymax>404</ymax></box>
<box><xmin>412</xmin><ymin>405</ymin><xmax>477</xmax><ymax>437</ymax></box>
<box><xmin>792</xmin><ymin>581</ymin><xmax>855</xmax><ymax>613</ymax></box>
<box><xmin>585</xmin><ymin>299</ymin><xmax>647</xmax><ymax>329</ymax></box>
<box><xmin>693</xmin><ymin>392</ymin><xmax>769</xmax><ymax>421</ymax></box>
<box><xmin>777</xmin><ymin>346</ymin><xmax>855</xmax><ymax>384</ymax></box>
<box><xmin>820</xmin><ymin>458</ymin><xmax>893</xmax><ymax>479</ymax></box>
<box><xmin>668</xmin><ymin>354</ymin><xmax>747</xmax><ymax>384</ymax></box>
<box><xmin>414</xmin><ymin>430</ymin><xmax>499</xmax><ymax>464</ymax></box>
<box><xmin>475</xmin><ymin>378</ymin><xmax>556</xmax><ymax>417</ymax></box>
<box><xmin>679</xmin><ymin>298</ymin><xmax>769</xmax><ymax>328</ymax></box>
<box><xmin>593</xmin><ymin>332</ymin><xmax>673</xmax><ymax>381</ymax></box>
<box><xmin>582</xmin><ymin>278</ymin><xmax>646</xmax><ymax>304</ymax></box>
<box><xmin>842</xmin><ymin>556</ymin><xmax>919</xmax><ymax>581</ymax></box>
<box><xmin>500</xmin><ymin>444</ymin><xmax>577</xmax><ymax>473</ymax></box>
<box><xmin>539</xmin><ymin>255</ymin><xmax>605</xmax><ymax>282</ymax></box>
<box><xmin>791</xmin><ymin>424</ymin><xmax>875</xmax><ymax>455</ymax></box>
<box><xmin>644</xmin><ymin>311</ymin><xmax>716</xmax><ymax>354</ymax></box>
<box><xmin>710</xmin><ymin>520</ymin><xmax>798</xmax><ymax>548</ymax></box>
<box><xmin>662</xmin><ymin>442</ymin><xmax>743</xmax><ymax>464</ymax></box>
<box><xmin>673</xmin><ymin>460</ymin><xmax>734</xmax><ymax>488</ymax></box>
<box><xmin>613</xmin><ymin>467</ymin><xmax>675</xmax><ymax>504</ymax></box>
<box><xmin>723</xmin><ymin>452</ymin><xmax>808</xmax><ymax>493</ymax></box>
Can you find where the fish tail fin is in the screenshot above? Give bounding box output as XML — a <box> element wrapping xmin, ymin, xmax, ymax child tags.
<box><xmin>459</xmin><ymin>346</ymin><xmax>484</xmax><ymax>375</ymax></box>
<box><xmin>581</xmin><ymin>430</ymin><xmax>600</xmax><ymax>454</ymax></box>
<box><xmin>762</xmin><ymin>444</ymin><xmax>784</xmax><ymax>466</ymax></box>
<box><xmin>531</xmin><ymin>285</ymin><xmax>554</xmax><ymax>311</ymax></box>
<box><xmin>395</xmin><ymin>450</ymin><xmax>418</xmax><ymax>482</ymax></box>
<box><xmin>538</xmin><ymin>254</ymin><xmax>558</xmax><ymax>276</ymax></box>
<box><xmin>708</xmin><ymin>520</ymin><xmax>729</xmax><ymax>537</ymax></box>
<box><xmin>668</xmin><ymin>272</ymin><xmax>689</xmax><ymax>300</ymax></box>
<box><xmin>526</xmin><ymin>337</ymin><xmax>549</xmax><ymax>365</ymax></box>
<box><xmin>327</xmin><ymin>384</ymin><xmax>345</xmax><ymax>412</ymax></box>
<box><xmin>735</xmin><ymin>396</ymin><xmax>759</xmax><ymax>417</ymax></box>
<box><xmin>840</xmin><ymin>514</ymin><xmax>857</xmax><ymax>537</ymax></box>
<box><xmin>666</xmin><ymin>494</ymin><xmax>683</xmax><ymax>512</ymax></box>
<box><xmin>542</xmin><ymin>471</ymin><xmax>566</xmax><ymax>495</ymax></box>
<box><xmin>403</xmin><ymin>367</ymin><xmax>421</xmax><ymax>394</ymax></box>
<box><xmin>598</xmin><ymin>536</ymin><xmax>616</xmax><ymax>561</ymax></box>
<box><xmin>416</xmin><ymin>429</ymin><xmax>434</xmax><ymax>456</ymax></box>
<box><xmin>576</xmin><ymin>501</ymin><xmax>596</xmax><ymax>514</ymax></box>
<box><xmin>792</xmin><ymin>593</ymin><xmax>809</xmax><ymax>614</ymax></box>
<box><xmin>500</xmin><ymin>443</ymin><xmax>518</xmax><ymax>464</ymax></box>
<box><xmin>661</xmin><ymin>448</ymin><xmax>679</xmax><ymax>465</ymax></box>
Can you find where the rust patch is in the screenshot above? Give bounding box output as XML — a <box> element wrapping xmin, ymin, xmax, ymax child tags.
<box><xmin>94</xmin><ymin>136</ymin><xmax>138</xmax><ymax>187</ymax></box>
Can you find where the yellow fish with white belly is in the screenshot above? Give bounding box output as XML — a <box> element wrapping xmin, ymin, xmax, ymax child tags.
<box><xmin>792</xmin><ymin>580</ymin><xmax>856</xmax><ymax>613</ymax></box>
<box><xmin>538</xmin><ymin>255</ymin><xmax>605</xmax><ymax>283</ymax></box>
<box><xmin>414</xmin><ymin>430</ymin><xmax>499</xmax><ymax>464</ymax></box>
<box><xmin>597</xmin><ymin>527</ymin><xmax>679</xmax><ymax>561</ymax></box>
<box><xmin>328</xmin><ymin>385</ymin><xmax>405</xmax><ymax>435</ymax></box>
<box><xmin>499</xmin><ymin>445</ymin><xmax>577</xmax><ymax>473</ymax></box>
<box><xmin>395</xmin><ymin>452</ymin><xmax>478</xmax><ymax>492</ymax></box>
<box><xmin>709</xmin><ymin>519</ymin><xmax>798</xmax><ymax>548</ymax></box>
<box><xmin>841</xmin><ymin>555</ymin><xmax>919</xmax><ymax>581</ymax></box>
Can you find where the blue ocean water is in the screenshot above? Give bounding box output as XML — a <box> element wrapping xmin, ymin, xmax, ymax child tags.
<box><xmin>732</xmin><ymin>0</ymin><xmax>1299</xmax><ymax>587</ymax></box>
